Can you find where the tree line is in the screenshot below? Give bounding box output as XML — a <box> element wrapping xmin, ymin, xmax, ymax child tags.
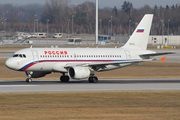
<box><xmin>0</xmin><ymin>0</ymin><xmax>180</xmax><ymax>35</ymax></box>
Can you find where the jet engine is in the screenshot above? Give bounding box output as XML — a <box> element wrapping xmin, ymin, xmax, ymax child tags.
<box><xmin>68</xmin><ymin>67</ymin><xmax>91</xmax><ymax>79</ymax></box>
<box><xmin>25</xmin><ymin>71</ymin><xmax>51</xmax><ymax>78</ymax></box>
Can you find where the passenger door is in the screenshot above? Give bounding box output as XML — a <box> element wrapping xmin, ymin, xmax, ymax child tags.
<box><xmin>31</xmin><ymin>50</ymin><xmax>39</xmax><ymax>63</ymax></box>
<box><xmin>124</xmin><ymin>50</ymin><xmax>131</xmax><ymax>60</ymax></box>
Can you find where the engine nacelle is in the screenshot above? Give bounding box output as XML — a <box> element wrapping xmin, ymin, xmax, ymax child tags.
<box><xmin>68</xmin><ymin>67</ymin><xmax>91</xmax><ymax>79</ymax></box>
<box><xmin>26</xmin><ymin>71</ymin><xmax>51</xmax><ymax>78</ymax></box>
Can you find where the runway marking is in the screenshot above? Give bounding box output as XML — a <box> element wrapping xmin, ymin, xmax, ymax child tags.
<box><xmin>0</xmin><ymin>85</ymin><xmax>39</xmax><ymax>87</ymax></box>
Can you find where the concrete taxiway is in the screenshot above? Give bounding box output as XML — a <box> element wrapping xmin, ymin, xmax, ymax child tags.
<box><xmin>0</xmin><ymin>78</ymin><xmax>180</xmax><ymax>93</ymax></box>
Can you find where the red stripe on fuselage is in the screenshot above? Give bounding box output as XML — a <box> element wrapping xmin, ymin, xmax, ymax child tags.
<box><xmin>22</xmin><ymin>63</ymin><xmax>36</xmax><ymax>71</ymax></box>
<box><xmin>136</xmin><ymin>31</ymin><xmax>144</xmax><ymax>33</ymax></box>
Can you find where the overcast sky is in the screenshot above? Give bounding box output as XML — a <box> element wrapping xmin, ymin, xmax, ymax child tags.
<box><xmin>0</xmin><ymin>0</ymin><xmax>180</xmax><ymax>8</ymax></box>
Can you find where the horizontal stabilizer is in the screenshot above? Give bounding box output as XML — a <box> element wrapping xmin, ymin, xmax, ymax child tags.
<box><xmin>140</xmin><ymin>52</ymin><xmax>175</xmax><ymax>57</ymax></box>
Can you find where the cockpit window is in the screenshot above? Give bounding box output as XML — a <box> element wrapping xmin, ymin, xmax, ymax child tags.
<box><xmin>23</xmin><ymin>54</ymin><xmax>26</xmax><ymax>58</ymax></box>
<box><xmin>13</xmin><ymin>54</ymin><xmax>26</xmax><ymax>58</ymax></box>
<box><xmin>19</xmin><ymin>54</ymin><xmax>22</xmax><ymax>57</ymax></box>
<box><xmin>13</xmin><ymin>54</ymin><xmax>18</xmax><ymax>57</ymax></box>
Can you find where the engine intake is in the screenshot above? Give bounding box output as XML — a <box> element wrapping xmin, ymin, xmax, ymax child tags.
<box><xmin>68</xmin><ymin>67</ymin><xmax>90</xmax><ymax>79</ymax></box>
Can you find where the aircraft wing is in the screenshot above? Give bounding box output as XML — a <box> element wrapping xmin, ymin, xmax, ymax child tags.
<box><xmin>64</xmin><ymin>59</ymin><xmax>152</xmax><ymax>68</ymax></box>
<box><xmin>140</xmin><ymin>52</ymin><xmax>175</xmax><ymax>57</ymax></box>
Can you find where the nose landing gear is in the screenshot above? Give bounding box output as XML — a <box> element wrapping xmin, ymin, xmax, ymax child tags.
<box><xmin>25</xmin><ymin>71</ymin><xmax>33</xmax><ymax>83</ymax></box>
<box><xmin>26</xmin><ymin>78</ymin><xmax>32</xmax><ymax>83</ymax></box>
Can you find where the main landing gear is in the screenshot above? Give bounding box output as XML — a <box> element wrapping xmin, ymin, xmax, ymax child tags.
<box><xmin>60</xmin><ymin>73</ymin><xmax>70</xmax><ymax>83</ymax></box>
<box><xmin>88</xmin><ymin>76</ymin><xmax>98</xmax><ymax>83</ymax></box>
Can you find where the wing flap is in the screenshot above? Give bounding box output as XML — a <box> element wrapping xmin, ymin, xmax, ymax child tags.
<box><xmin>64</xmin><ymin>59</ymin><xmax>152</xmax><ymax>68</ymax></box>
<box><xmin>87</xmin><ymin>59</ymin><xmax>152</xmax><ymax>66</ymax></box>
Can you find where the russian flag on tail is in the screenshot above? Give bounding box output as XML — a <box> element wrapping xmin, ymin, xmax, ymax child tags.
<box><xmin>136</xmin><ymin>29</ymin><xmax>144</xmax><ymax>33</ymax></box>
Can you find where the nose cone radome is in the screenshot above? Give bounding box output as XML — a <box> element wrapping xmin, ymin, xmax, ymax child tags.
<box><xmin>5</xmin><ymin>58</ymin><xmax>18</xmax><ymax>70</ymax></box>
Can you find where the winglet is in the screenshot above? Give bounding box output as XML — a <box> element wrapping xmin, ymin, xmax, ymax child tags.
<box><xmin>161</xmin><ymin>56</ymin><xmax>166</xmax><ymax>62</ymax></box>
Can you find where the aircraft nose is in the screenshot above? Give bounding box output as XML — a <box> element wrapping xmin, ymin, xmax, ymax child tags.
<box><xmin>5</xmin><ymin>58</ymin><xmax>18</xmax><ymax>70</ymax></box>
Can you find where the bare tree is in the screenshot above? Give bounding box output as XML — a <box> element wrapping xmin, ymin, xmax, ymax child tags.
<box><xmin>41</xmin><ymin>0</ymin><xmax>71</xmax><ymax>24</ymax></box>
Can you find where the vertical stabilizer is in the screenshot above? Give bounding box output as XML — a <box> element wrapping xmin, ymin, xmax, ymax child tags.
<box><xmin>122</xmin><ymin>14</ymin><xmax>153</xmax><ymax>50</ymax></box>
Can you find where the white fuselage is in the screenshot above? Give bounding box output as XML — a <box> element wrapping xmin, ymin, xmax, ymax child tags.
<box><xmin>5</xmin><ymin>48</ymin><xmax>155</xmax><ymax>73</ymax></box>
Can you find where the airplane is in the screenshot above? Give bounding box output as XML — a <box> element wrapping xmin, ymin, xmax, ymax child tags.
<box><xmin>5</xmin><ymin>14</ymin><xmax>174</xmax><ymax>83</ymax></box>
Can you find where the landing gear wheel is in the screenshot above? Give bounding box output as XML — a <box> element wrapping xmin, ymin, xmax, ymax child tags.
<box><xmin>88</xmin><ymin>77</ymin><xmax>93</xmax><ymax>83</ymax></box>
<box><xmin>26</xmin><ymin>78</ymin><xmax>32</xmax><ymax>83</ymax></box>
<box><xmin>60</xmin><ymin>76</ymin><xmax>70</xmax><ymax>83</ymax></box>
<box><xmin>88</xmin><ymin>76</ymin><xmax>98</xmax><ymax>83</ymax></box>
<box><xmin>25</xmin><ymin>71</ymin><xmax>33</xmax><ymax>83</ymax></box>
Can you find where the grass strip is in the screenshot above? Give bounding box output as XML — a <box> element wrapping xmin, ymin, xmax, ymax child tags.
<box><xmin>0</xmin><ymin>91</ymin><xmax>180</xmax><ymax>120</ymax></box>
